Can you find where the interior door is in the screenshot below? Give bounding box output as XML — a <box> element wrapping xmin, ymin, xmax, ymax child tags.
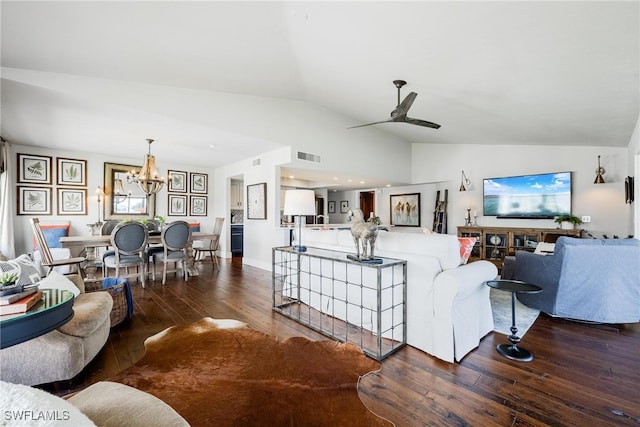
<box><xmin>359</xmin><ymin>191</ymin><xmax>375</xmax><ymax>219</ymax></box>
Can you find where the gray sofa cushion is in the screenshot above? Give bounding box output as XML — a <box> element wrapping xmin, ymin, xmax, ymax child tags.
<box><xmin>59</xmin><ymin>292</ymin><xmax>112</xmax><ymax>337</ymax></box>
<box><xmin>67</xmin><ymin>381</ymin><xmax>189</xmax><ymax>427</ymax></box>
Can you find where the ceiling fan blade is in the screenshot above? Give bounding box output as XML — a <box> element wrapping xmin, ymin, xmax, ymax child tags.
<box><xmin>393</xmin><ymin>92</ymin><xmax>418</xmax><ymax>117</ymax></box>
<box><xmin>347</xmin><ymin>119</ymin><xmax>393</xmax><ymax>129</ymax></box>
<box><xmin>403</xmin><ymin>117</ymin><xmax>441</xmax><ymax>129</ymax></box>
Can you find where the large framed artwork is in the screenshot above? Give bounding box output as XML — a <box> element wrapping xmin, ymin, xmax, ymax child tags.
<box><xmin>17</xmin><ymin>153</ymin><xmax>52</xmax><ymax>185</ymax></box>
<box><xmin>17</xmin><ymin>186</ymin><xmax>52</xmax><ymax>215</ymax></box>
<box><xmin>168</xmin><ymin>170</ymin><xmax>187</xmax><ymax>193</ymax></box>
<box><xmin>168</xmin><ymin>194</ymin><xmax>188</xmax><ymax>216</ymax></box>
<box><xmin>189</xmin><ymin>195</ymin><xmax>208</xmax><ymax>216</ymax></box>
<box><xmin>57</xmin><ymin>188</ymin><xmax>87</xmax><ymax>215</ymax></box>
<box><xmin>56</xmin><ymin>157</ymin><xmax>87</xmax><ymax>186</ymax></box>
<box><xmin>190</xmin><ymin>172</ymin><xmax>208</xmax><ymax>194</ymax></box>
<box><xmin>247</xmin><ymin>182</ymin><xmax>267</xmax><ymax>220</ymax></box>
<box><xmin>390</xmin><ymin>193</ymin><xmax>420</xmax><ymax>227</ymax></box>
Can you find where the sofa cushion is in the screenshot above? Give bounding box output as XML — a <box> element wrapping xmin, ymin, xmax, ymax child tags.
<box><xmin>0</xmin><ymin>380</ymin><xmax>96</xmax><ymax>426</ymax></box>
<box><xmin>67</xmin><ymin>381</ymin><xmax>189</xmax><ymax>427</ymax></box>
<box><xmin>59</xmin><ymin>292</ymin><xmax>113</xmax><ymax>337</ymax></box>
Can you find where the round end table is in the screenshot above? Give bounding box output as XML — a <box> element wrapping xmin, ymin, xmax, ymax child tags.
<box><xmin>485</xmin><ymin>279</ymin><xmax>542</xmax><ymax>362</ymax></box>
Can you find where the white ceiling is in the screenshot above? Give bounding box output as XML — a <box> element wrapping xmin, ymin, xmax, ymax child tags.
<box><xmin>1</xmin><ymin>1</ymin><xmax>638</xmax><ymax>185</ymax></box>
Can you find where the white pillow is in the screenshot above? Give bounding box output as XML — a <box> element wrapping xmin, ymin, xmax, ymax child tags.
<box><xmin>534</xmin><ymin>242</ymin><xmax>555</xmax><ymax>256</ymax></box>
<box><xmin>0</xmin><ymin>380</ymin><xmax>96</xmax><ymax>426</ymax></box>
<box><xmin>38</xmin><ymin>270</ymin><xmax>81</xmax><ymax>297</ymax></box>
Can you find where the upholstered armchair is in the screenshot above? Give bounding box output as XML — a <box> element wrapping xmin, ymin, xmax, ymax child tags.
<box><xmin>514</xmin><ymin>237</ymin><xmax>640</xmax><ymax>323</ymax></box>
<box><xmin>1</xmin><ymin>272</ymin><xmax>112</xmax><ymax>386</ymax></box>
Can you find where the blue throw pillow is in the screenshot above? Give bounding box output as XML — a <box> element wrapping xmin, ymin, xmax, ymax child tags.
<box><xmin>34</xmin><ymin>225</ymin><xmax>70</xmax><ymax>250</ymax></box>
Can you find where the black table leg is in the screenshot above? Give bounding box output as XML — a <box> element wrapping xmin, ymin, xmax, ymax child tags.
<box><xmin>496</xmin><ymin>291</ymin><xmax>534</xmax><ymax>362</ymax></box>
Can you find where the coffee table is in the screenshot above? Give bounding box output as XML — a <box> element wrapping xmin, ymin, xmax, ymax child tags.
<box><xmin>485</xmin><ymin>279</ymin><xmax>542</xmax><ymax>362</ymax></box>
<box><xmin>0</xmin><ymin>289</ymin><xmax>74</xmax><ymax>349</ymax></box>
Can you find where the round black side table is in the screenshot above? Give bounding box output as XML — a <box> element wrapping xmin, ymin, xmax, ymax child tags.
<box><xmin>485</xmin><ymin>279</ymin><xmax>542</xmax><ymax>362</ymax></box>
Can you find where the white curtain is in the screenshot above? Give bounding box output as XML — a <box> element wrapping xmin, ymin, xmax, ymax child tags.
<box><xmin>0</xmin><ymin>138</ymin><xmax>16</xmax><ymax>258</ymax></box>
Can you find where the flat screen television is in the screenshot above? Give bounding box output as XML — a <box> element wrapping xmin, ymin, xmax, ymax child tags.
<box><xmin>483</xmin><ymin>171</ymin><xmax>572</xmax><ymax>218</ymax></box>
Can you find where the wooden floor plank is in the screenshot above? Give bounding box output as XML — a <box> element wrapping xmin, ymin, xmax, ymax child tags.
<box><xmin>37</xmin><ymin>259</ymin><xmax>640</xmax><ymax>426</ymax></box>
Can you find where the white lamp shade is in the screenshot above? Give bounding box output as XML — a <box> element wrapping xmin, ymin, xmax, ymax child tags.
<box><xmin>283</xmin><ymin>190</ymin><xmax>316</xmax><ymax>216</ymax></box>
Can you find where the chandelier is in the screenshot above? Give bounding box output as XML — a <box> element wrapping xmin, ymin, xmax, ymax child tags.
<box><xmin>127</xmin><ymin>138</ymin><xmax>165</xmax><ymax>196</ymax></box>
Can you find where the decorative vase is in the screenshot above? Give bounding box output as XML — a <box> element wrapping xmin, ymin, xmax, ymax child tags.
<box><xmin>560</xmin><ymin>221</ymin><xmax>574</xmax><ymax>230</ymax></box>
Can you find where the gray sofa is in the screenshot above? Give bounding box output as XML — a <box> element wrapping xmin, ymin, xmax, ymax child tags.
<box><xmin>1</xmin><ymin>273</ymin><xmax>112</xmax><ymax>386</ymax></box>
<box><xmin>514</xmin><ymin>237</ymin><xmax>640</xmax><ymax>323</ymax></box>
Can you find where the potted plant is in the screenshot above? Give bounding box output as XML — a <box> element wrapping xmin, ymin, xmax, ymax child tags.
<box><xmin>554</xmin><ymin>214</ymin><xmax>583</xmax><ymax>230</ymax></box>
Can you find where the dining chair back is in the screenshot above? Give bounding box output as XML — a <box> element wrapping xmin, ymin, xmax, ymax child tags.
<box><xmin>30</xmin><ymin>218</ymin><xmax>86</xmax><ymax>278</ymax></box>
<box><xmin>193</xmin><ymin>217</ymin><xmax>224</xmax><ymax>269</ymax></box>
<box><xmin>103</xmin><ymin>221</ymin><xmax>148</xmax><ymax>287</ymax></box>
<box><xmin>151</xmin><ymin>221</ymin><xmax>192</xmax><ymax>285</ymax></box>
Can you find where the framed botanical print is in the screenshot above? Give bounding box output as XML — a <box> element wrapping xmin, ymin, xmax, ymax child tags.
<box><xmin>168</xmin><ymin>170</ymin><xmax>188</xmax><ymax>193</ymax></box>
<box><xmin>247</xmin><ymin>182</ymin><xmax>267</xmax><ymax>220</ymax></box>
<box><xmin>17</xmin><ymin>186</ymin><xmax>52</xmax><ymax>215</ymax></box>
<box><xmin>56</xmin><ymin>157</ymin><xmax>87</xmax><ymax>186</ymax></box>
<box><xmin>17</xmin><ymin>153</ymin><xmax>52</xmax><ymax>185</ymax></box>
<box><xmin>328</xmin><ymin>201</ymin><xmax>336</xmax><ymax>214</ymax></box>
<box><xmin>390</xmin><ymin>193</ymin><xmax>421</xmax><ymax>227</ymax></box>
<box><xmin>57</xmin><ymin>188</ymin><xmax>87</xmax><ymax>215</ymax></box>
<box><xmin>189</xmin><ymin>195</ymin><xmax>208</xmax><ymax>216</ymax></box>
<box><xmin>168</xmin><ymin>194</ymin><xmax>188</xmax><ymax>216</ymax></box>
<box><xmin>340</xmin><ymin>200</ymin><xmax>349</xmax><ymax>214</ymax></box>
<box><xmin>190</xmin><ymin>172</ymin><xmax>208</xmax><ymax>194</ymax></box>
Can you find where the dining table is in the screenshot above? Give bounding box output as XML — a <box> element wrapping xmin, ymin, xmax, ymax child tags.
<box><xmin>60</xmin><ymin>231</ymin><xmax>217</xmax><ymax>283</ymax></box>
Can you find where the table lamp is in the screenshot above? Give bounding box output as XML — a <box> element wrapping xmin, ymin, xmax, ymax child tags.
<box><xmin>283</xmin><ymin>190</ymin><xmax>316</xmax><ymax>252</ymax></box>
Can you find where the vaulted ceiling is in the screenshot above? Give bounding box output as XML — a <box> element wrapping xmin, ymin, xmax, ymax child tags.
<box><xmin>1</xmin><ymin>1</ymin><xmax>638</xmax><ymax>175</ymax></box>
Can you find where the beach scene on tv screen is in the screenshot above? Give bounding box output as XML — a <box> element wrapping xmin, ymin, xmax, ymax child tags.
<box><xmin>484</xmin><ymin>172</ymin><xmax>571</xmax><ymax>217</ymax></box>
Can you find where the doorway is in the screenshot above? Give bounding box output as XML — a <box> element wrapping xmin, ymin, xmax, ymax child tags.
<box><xmin>359</xmin><ymin>191</ymin><xmax>375</xmax><ymax>219</ymax></box>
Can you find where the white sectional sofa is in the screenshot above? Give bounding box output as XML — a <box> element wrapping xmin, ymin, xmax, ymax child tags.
<box><xmin>296</xmin><ymin>227</ymin><xmax>498</xmax><ymax>362</ymax></box>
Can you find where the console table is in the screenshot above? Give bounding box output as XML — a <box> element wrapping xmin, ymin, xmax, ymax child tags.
<box><xmin>272</xmin><ymin>246</ymin><xmax>407</xmax><ymax>360</ymax></box>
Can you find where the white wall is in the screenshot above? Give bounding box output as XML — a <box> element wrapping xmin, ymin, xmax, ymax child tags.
<box><xmin>412</xmin><ymin>143</ymin><xmax>631</xmax><ymax>238</ymax></box>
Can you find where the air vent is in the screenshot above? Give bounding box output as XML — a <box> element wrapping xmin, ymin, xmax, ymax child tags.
<box><xmin>252</xmin><ymin>158</ymin><xmax>261</xmax><ymax>167</ymax></box>
<box><xmin>297</xmin><ymin>151</ymin><xmax>321</xmax><ymax>163</ymax></box>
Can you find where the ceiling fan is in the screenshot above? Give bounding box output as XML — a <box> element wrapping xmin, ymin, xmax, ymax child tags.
<box><xmin>348</xmin><ymin>80</ymin><xmax>441</xmax><ymax>130</ymax></box>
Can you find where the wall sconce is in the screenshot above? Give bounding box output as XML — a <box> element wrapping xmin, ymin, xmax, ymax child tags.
<box><xmin>459</xmin><ymin>170</ymin><xmax>471</xmax><ymax>191</ymax></box>
<box><xmin>594</xmin><ymin>155</ymin><xmax>605</xmax><ymax>184</ymax></box>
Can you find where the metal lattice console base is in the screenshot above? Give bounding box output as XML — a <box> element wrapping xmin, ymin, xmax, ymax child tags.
<box><xmin>272</xmin><ymin>246</ymin><xmax>407</xmax><ymax>360</ymax></box>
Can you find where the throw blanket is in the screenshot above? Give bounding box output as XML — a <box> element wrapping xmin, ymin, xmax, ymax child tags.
<box><xmin>102</xmin><ymin>277</ymin><xmax>133</xmax><ymax>318</ymax></box>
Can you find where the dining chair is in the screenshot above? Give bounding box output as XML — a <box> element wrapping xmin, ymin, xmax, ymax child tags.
<box><xmin>103</xmin><ymin>221</ymin><xmax>148</xmax><ymax>288</ymax></box>
<box><xmin>99</xmin><ymin>220</ymin><xmax>121</xmax><ymax>266</ymax></box>
<box><xmin>193</xmin><ymin>217</ymin><xmax>224</xmax><ymax>269</ymax></box>
<box><xmin>150</xmin><ymin>221</ymin><xmax>192</xmax><ymax>285</ymax></box>
<box><xmin>30</xmin><ymin>218</ymin><xmax>86</xmax><ymax>278</ymax></box>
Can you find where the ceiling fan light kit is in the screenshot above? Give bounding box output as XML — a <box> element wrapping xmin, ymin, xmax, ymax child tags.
<box><xmin>348</xmin><ymin>80</ymin><xmax>441</xmax><ymax>130</ymax></box>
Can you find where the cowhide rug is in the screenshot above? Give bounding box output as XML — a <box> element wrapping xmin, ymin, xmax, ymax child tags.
<box><xmin>109</xmin><ymin>317</ymin><xmax>392</xmax><ymax>426</ymax></box>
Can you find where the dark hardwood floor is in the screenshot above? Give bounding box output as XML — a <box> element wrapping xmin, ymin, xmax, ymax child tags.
<box><xmin>49</xmin><ymin>258</ymin><xmax>640</xmax><ymax>426</ymax></box>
